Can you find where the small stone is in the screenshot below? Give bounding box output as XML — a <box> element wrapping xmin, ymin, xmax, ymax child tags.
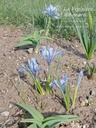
<box><xmin>83</xmin><ymin>125</ymin><xmax>86</xmax><ymax>128</ymax></box>
<box><xmin>27</xmin><ymin>48</ymin><xmax>33</xmax><ymax>54</ymax></box>
<box><xmin>79</xmin><ymin>96</ymin><xmax>86</xmax><ymax>106</ymax></box>
<box><xmin>9</xmin><ymin>103</ymin><xmax>13</xmax><ymax>109</ymax></box>
<box><xmin>15</xmin><ymin>77</ymin><xmax>18</xmax><ymax>81</ymax></box>
<box><xmin>83</xmin><ymin>61</ymin><xmax>87</xmax><ymax>65</ymax></box>
<box><xmin>1</xmin><ymin>111</ymin><xmax>9</xmax><ymax>116</ymax></box>
<box><xmin>57</xmin><ymin>109</ymin><xmax>63</xmax><ymax>114</ymax></box>
<box><xmin>9</xmin><ymin>56</ymin><xmax>11</xmax><ymax>59</ymax></box>
<box><xmin>11</xmin><ymin>51</ymin><xmax>14</xmax><ymax>53</ymax></box>
<box><xmin>90</xmin><ymin>90</ymin><xmax>95</xmax><ymax>96</ymax></box>
<box><xmin>2</xmin><ymin>90</ymin><xmax>5</xmax><ymax>93</ymax></box>
<box><xmin>6</xmin><ymin>89</ymin><xmax>8</xmax><ymax>92</ymax></box>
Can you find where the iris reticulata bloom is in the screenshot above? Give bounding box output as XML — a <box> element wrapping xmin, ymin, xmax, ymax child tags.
<box><xmin>18</xmin><ymin>58</ymin><xmax>42</xmax><ymax>77</ymax></box>
<box><xmin>49</xmin><ymin>75</ymin><xmax>69</xmax><ymax>92</ymax></box>
<box><xmin>42</xmin><ymin>4</ymin><xmax>60</xmax><ymax>19</ymax></box>
<box><xmin>39</xmin><ymin>46</ymin><xmax>63</xmax><ymax>66</ymax></box>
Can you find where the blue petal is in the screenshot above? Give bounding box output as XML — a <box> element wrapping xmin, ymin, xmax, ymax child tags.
<box><xmin>18</xmin><ymin>68</ymin><xmax>24</xmax><ymax>73</ymax></box>
<box><xmin>22</xmin><ymin>64</ymin><xmax>28</xmax><ymax>71</ymax></box>
<box><xmin>49</xmin><ymin>80</ymin><xmax>59</xmax><ymax>87</ymax></box>
<box><xmin>76</xmin><ymin>69</ymin><xmax>83</xmax><ymax>87</ymax></box>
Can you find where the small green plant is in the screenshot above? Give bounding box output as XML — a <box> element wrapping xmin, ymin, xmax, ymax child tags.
<box><xmin>17</xmin><ymin>103</ymin><xmax>80</xmax><ymax>128</ymax></box>
<box><xmin>15</xmin><ymin>30</ymin><xmax>52</xmax><ymax>53</ymax></box>
<box><xmin>71</xmin><ymin>11</ymin><xmax>96</xmax><ymax>59</ymax></box>
<box><xmin>50</xmin><ymin>70</ymin><xmax>83</xmax><ymax>110</ymax></box>
<box><xmin>85</xmin><ymin>62</ymin><xmax>96</xmax><ymax>80</ymax></box>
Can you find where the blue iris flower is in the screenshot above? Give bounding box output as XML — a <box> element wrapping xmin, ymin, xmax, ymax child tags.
<box><xmin>76</xmin><ymin>69</ymin><xmax>83</xmax><ymax>87</ymax></box>
<box><xmin>39</xmin><ymin>46</ymin><xmax>63</xmax><ymax>66</ymax></box>
<box><xmin>18</xmin><ymin>58</ymin><xmax>42</xmax><ymax>77</ymax></box>
<box><xmin>42</xmin><ymin>4</ymin><xmax>60</xmax><ymax>19</ymax></box>
<box><xmin>49</xmin><ymin>75</ymin><xmax>69</xmax><ymax>92</ymax></box>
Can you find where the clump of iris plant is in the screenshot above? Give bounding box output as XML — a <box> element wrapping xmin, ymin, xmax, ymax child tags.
<box><xmin>85</xmin><ymin>62</ymin><xmax>96</xmax><ymax>80</ymax></box>
<box><xmin>42</xmin><ymin>4</ymin><xmax>60</xmax><ymax>36</ymax></box>
<box><xmin>49</xmin><ymin>70</ymin><xmax>83</xmax><ymax>110</ymax></box>
<box><xmin>18</xmin><ymin>58</ymin><xmax>45</xmax><ymax>95</ymax></box>
<box><xmin>39</xmin><ymin>45</ymin><xmax>63</xmax><ymax>93</ymax></box>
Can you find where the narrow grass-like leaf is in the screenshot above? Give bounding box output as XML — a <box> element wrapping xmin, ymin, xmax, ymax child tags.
<box><xmin>43</xmin><ymin>115</ymin><xmax>79</xmax><ymax>123</ymax></box>
<box><xmin>82</xmin><ymin>16</ymin><xmax>88</xmax><ymax>54</ymax></box>
<box><xmin>71</xmin><ymin>10</ymin><xmax>96</xmax><ymax>59</ymax></box>
<box><xmin>65</xmin><ymin>86</ymin><xmax>70</xmax><ymax>109</ymax></box>
<box><xmin>42</xmin><ymin>115</ymin><xmax>80</xmax><ymax>128</ymax></box>
<box><xmin>35</xmin><ymin>79</ymin><xmax>45</xmax><ymax>95</ymax></box>
<box><xmin>71</xmin><ymin>11</ymin><xmax>88</xmax><ymax>55</ymax></box>
<box><xmin>71</xmin><ymin>10</ymin><xmax>83</xmax><ymax>45</ymax></box>
<box><xmin>20</xmin><ymin>118</ymin><xmax>42</xmax><ymax>126</ymax></box>
<box><xmin>88</xmin><ymin>35</ymin><xmax>96</xmax><ymax>59</ymax></box>
<box><xmin>18</xmin><ymin>103</ymin><xmax>44</xmax><ymax>122</ymax></box>
<box><xmin>88</xmin><ymin>12</ymin><xmax>92</xmax><ymax>30</ymax></box>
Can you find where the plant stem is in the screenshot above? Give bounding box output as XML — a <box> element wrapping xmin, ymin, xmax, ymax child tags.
<box><xmin>45</xmin><ymin>17</ymin><xmax>51</xmax><ymax>36</ymax></box>
<box><xmin>46</xmin><ymin>66</ymin><xmax>51</xmax><ymax>93</ymax></box>
<box><xmin>72</xmin><ymin>87</ymin><xmax>78</xmax><ymax>108</ymax></box>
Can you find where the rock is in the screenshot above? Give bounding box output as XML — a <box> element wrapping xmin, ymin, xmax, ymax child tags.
<box><xmin>9</xmin><ymin>56</ymin><xmax>11</xmax><ymax>59</ymax></box>
<box><xmin>83</xmin><ymin>125</ymin><xmax>86</xmax><ymax>128</ymax></box>
<box><xmin>9</xmin><ymin>103</ymin><xmax>13</xmax><ymax>109</ymax></box>
<box><xmin>83</xmin><ymin>61</ymin><xmax>87</xmax><ymax>65</ymax></box>
<box><xmin>90</xmin><ymin>90</ymin><xmax>95</xmax><ymax>96</ymax></box>
<box><xmin>1</xmin><ymin>111</ymin><xmax>9</xmax><ymax>116</ymax></box>
<box><xmin>27</xmin><ymin>48</ymin><xmax>33</xmax><ymax>54</ymax></box>
<box><xmin>15</xmin><ymin>77</ymin><xmax>18</xmax><ymax>81</ymax></box>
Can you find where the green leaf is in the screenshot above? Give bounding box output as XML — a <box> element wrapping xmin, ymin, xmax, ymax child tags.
<box><xmin>39</xmin><ymin>36</ymin><xmax>52</xmax><ymax>40</ymax></box>
<box><xmin>35</xmin><ymin>79</ymin><xmax>45</xmax><ymax>95</ymax></box>
<box><xmin>39</xmin><ymin>29</ymin><xmax>45</xmax><ymax>34</ymax></box>
<box><xmin>21</xmin><ymin>118</ymin><xmax>35</xmax><ymax>123</ymax></box>
<box><xmin>88</xmin><ymin>34</ymin><xmax>96</xmax><ymax>59</ymax></box>
<box><xmin>42</xmin><ymin>115</ymin><xmax>80</xmax><ymax>128</ymax></box>
<box><xmin>18</xmin><ymin>103</ymin><xmax>44</xmax><ymax>122</ymax></box>
<box><xmin>43</xmin><ymin>115</ymin><xmax>79</xmax><ymax>123</ymax></box>
<box><xmin>28</xmin><ymin>124</ymin><xmax>38</xmax><ymax>128</ymax></box>
<box><xmin>15</xmin><ymin>29</ymin><xmax>52</xmax><ymax>48</ymax></box>
<box><xmin>20</xmin><ymin>118</ymin><xmax>42</xmax><ymax>125</ymax></box>
<box><xmin>71</xmin><ymin>10</ymin><xmax>83</xmax><ymax>45</ymax></box>
<box><xmin>82</xmin><ymin>16</ymin><xmax>88</xmax><ymax>53</ymax></box>
<box><xmin>88</xmin><ymin>12</ymin><xmax>92</xmax><ymax>30</ymax></box>
<box><xmin>15</xmin><ymin>40</ymin><xmax>33</xmax><ymax>47</ymax></box>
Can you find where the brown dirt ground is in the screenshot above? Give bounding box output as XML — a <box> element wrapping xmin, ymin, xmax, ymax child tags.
<box><xmin>0</xmin><ymin>25</ymin><xmax>96</xmax><ymax>128</ymax></box>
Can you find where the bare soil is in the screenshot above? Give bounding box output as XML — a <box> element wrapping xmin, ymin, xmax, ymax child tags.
<box><xmin>0</xmin><ymin>26</ymin><xmax>96</xmax><ymax>128</ymax></box>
